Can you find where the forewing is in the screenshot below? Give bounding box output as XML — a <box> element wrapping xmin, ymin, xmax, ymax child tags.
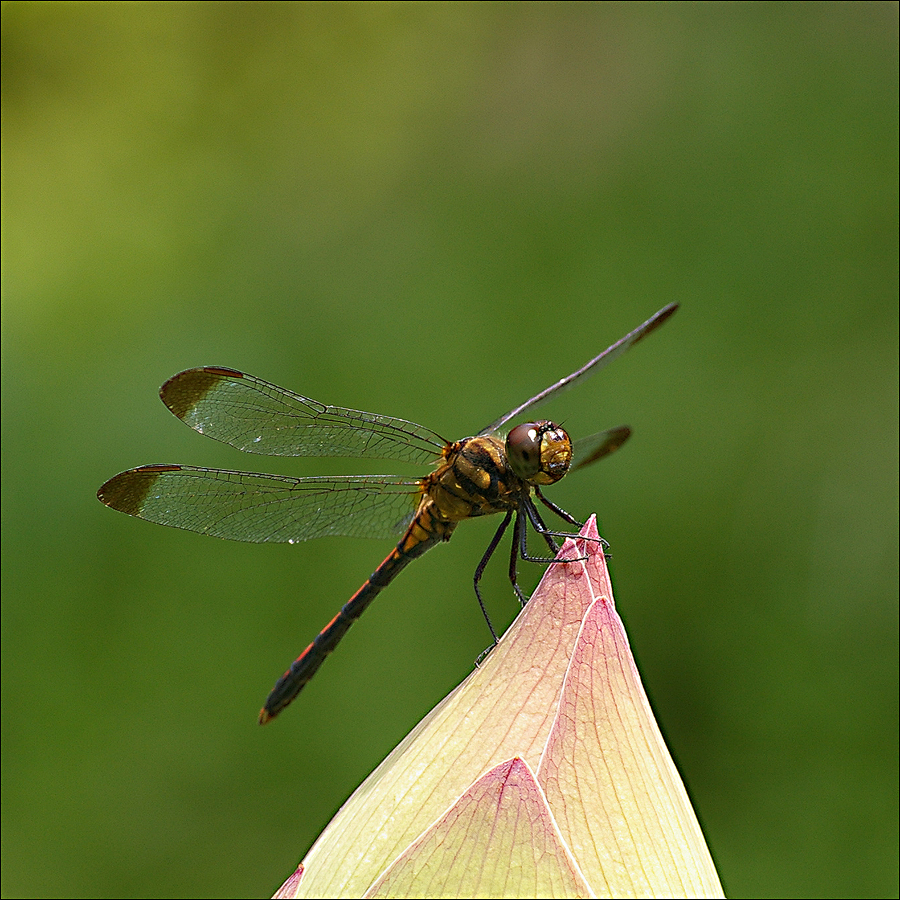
<box><xmin>570</xmin><ymin>426</ymin><xmax>631</xmax><ymax>472</ymax></box>
<box><xmin>480</xmin><ymin>303</ymin><xmax>678</xmax><ymax>435</ymax></box>
<box><xmin>160</xmin><ymin>367</ymin><xmax>446</xmax><ymax>464</ymax></box>
<box><xmin>97</xmin><ymin>465</ymin><xmax>421</xmax><ymax>543</ymax></box>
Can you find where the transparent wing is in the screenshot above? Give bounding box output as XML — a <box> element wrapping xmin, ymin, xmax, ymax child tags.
<box><xmin>480</xmin><ymin>303</ymin><xmax>678</xmax><ymax>435</ymax></box>
<box><xmin>97</xmin><ymin>465</ymin><xmax>421</xmax><ymax>543</ymax></box>
<box><xmin>570</xmin><ymin>426</ymin><xmax>632</xmax><ymax>472</ymax></box>
<box><xmin>160</xmin><ymin>367</ymin><xmax>447</xmax><ymax>464</ymax></box>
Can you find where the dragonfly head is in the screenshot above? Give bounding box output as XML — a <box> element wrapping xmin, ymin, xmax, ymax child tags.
<box><xmin>506</xmin><ymin>421</ymin><xmax>573</xmax><ymax>486</ymax></box>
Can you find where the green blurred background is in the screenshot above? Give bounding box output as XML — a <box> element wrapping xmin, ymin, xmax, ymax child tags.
<box><xmin>3</xmin><ymin>3</ymin><xmax>897</xmax><ymax>897</ymax></box>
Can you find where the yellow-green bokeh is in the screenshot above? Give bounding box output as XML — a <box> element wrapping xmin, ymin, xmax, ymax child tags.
<box><xmin>3</xmin><ymin>3</ymin><xmax>897</xmax><ymax>898</ymax></box>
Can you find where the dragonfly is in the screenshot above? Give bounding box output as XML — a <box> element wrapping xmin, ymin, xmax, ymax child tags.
<box><xmin>98</xmin><ymin>303</ymin><xmax>677</xmax><ymax>724</ymax></box>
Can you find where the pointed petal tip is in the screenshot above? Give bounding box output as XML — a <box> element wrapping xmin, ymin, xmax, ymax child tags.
<box><xmin>579</xmin><ymin>514</ymin><xmax>600</xmax><ymax>542</ymax></box>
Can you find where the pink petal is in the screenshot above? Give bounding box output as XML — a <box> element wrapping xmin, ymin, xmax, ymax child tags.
<box><xmin>365</xmin><ymin>757</ymin><xmax>592</xmax><ymax>899</ymax></box>
<box><xmin>537</xmin><ymin>554</ymin><xmax>723</xmax><ymax>896</ymax></box>
<box><xmin>289</xmin><ymin>521</ymin><xmax>601</xmax><ymax>897</ymax></box>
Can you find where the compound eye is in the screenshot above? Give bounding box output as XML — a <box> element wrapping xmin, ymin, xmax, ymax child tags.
<box><xmin>506</xmin><ymin>421</ymin><xmax>573</xmax><ymax>484</ymax></box>
<box><xmin>506</xmin><ymin>422</ymin><xmax>544</xmax><ymax>479</ymax></box>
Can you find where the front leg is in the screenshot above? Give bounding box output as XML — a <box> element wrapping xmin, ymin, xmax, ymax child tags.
<box><xmin>519</xmin><ymin>494</ymin><xmax>593</xmax><ymax>571</ymax></box>
<box><xmin>534</xmin><ymin>486</ymin><xmax>609</xmax><ymax>552</ymax></box>
<box><xmin>534</xmin><ymin>486</ymin><xmax>582</xmax><ymax>528</ymax></box>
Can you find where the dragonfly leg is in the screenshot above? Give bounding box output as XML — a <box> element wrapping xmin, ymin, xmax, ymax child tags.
<box><xmin>534</xmin><ymin>486</ymin><xmax>609</xmax><ymax>552</ymax></box>
<box><xmin>509</xmin><ymin>511</ymin><xmax>533</xmax><ymax>605</ymax></box>
<box><xmin>474</xmin><ymin>511</ymin><xmax>524</xmax><ymax>667</ymax></box>
<box><xmin>534</xmin><ymin>486</ymin><xmax>582</xmax><ymax>528</ymax></box>
<box><xmin>472</xmin><ymin>510</ymin><xmax>513</xmax><ymax>644</ymax></box>
<box><xmin>518</xmin><ymin>495</ymin><xmax>594</xmax><ymax>568</ymax></box>
<box><xmin>516</xmin><ymin>499</ymin><xmax>560</xmax><ymax>561</ymax></box>
<box><xmin>507</xmin><ymin>502</ymin><xmax>583</xmax><ymax>610</ymax></box>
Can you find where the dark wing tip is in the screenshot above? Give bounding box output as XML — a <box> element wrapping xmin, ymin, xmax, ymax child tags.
<box><xmin>604</xmin><ymin>424</ymin><xmax>632</xmax><ymax>451</ymax></box>
<box><xmin>97</xmin><ymin>464</ymin><xmax>180</xmax><ymax>516</ymax></box>
<box><xmin>570</xmin><ymin>425</ymin><xmax>632</xmax><ymax>472</ymax></box>
<box><xmin>160</xmin><ymin>367</ymin><xmax>243</xmax><ymax>420</ymax></box>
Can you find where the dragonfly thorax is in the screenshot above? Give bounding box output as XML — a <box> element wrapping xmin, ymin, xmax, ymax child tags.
<box><xmin>506</xmin><ymin>421</ymin><xmax>573</xmax><ymax>486</ymax></box>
